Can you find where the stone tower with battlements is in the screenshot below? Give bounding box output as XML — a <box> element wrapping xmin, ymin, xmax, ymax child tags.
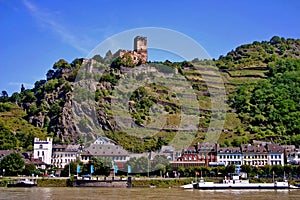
<box><xmin>114</xmin><ymin>36</ymin><xmax>148</xmax><ymax>64</ymax></box>
<box><xmin>134</xmin><ymin>36</ymin><xmax>147</xmax><ymax>54</ymax></box>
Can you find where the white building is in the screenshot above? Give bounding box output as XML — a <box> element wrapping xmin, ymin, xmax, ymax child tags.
<box><xmin>86</xmin><ymin>143</ymin><xmax>130</xmax><ymax>168</ymax></box>
<box><xmin>51</xmin><ymin>144</ymin><xmax>81</xmax><ymax>169</ymax></box>
<box><xmin>33</xmin><ymin>137</ymin><xmax>53</xmax><ymax>165</ymax></box>
<box><xmin>217</xmin><ymin>147</ymin><xmax>242</xmax><ymax>166</ymax></box>
<box><xmin>267</xmin><ymin>144</ymin><xmax>284</xmax><ymax>166</ymax></box>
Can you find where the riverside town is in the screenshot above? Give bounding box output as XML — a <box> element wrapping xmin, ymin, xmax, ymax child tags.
<box><xmin>1</xmin><ymin>34</ymin><xmax>300</xmax><ymax>189</ymax></box>
<box><xmin>0</xmin><ymin>136</ymin><xmax>300</xmax><ymax>187</ymax></box>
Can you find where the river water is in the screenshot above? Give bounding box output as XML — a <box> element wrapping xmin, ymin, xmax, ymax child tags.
<box><xmin>0</xmin><ymin>187</ymin><xmax>300</xmax><ymax>200</ymax></box>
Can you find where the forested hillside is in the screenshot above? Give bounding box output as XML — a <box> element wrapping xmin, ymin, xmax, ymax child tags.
<box><xmin>0</xmin><ymin>36</ymin><xmax>299</xmax><ymax>151</ymax></box>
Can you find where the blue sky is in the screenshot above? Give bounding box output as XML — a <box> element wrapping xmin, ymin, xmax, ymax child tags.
<box><xmin>0</xmin><ymin>0</ymin><xmax>299</xmax><ymax>95</ymax></box>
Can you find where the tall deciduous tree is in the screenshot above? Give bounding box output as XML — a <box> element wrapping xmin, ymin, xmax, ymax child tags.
<box><xmin>0</xmin><ymin>152</ymin><xmax>24</xmax><ymax>176</ymax></box>
<box><xmin>23</xmin><ymin>163</ymin><xmax>39</xmax><ymax>176</ymax></box>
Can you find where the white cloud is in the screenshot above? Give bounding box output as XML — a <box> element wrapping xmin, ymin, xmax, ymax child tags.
<box><xmin>22</xmin><ymin>0</ymin><xmax>89</xmax><ymax>54</ymax></box>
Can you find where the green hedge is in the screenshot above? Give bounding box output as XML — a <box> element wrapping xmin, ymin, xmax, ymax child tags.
<box><xmin>132</xmin><ymin>178</ymin><xmax>194</xmax><ymax>188</ymax></box>
<box><xmin>37</xmin><ymin>178</ymin><xmax>68</xmax><ymax>187</ymax></box>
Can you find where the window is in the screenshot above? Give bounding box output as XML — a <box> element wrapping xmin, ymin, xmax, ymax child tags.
<box><xmin>39</xmin><ymin>144</ymin><xmax>43</xmax><ymax>149</ymax></box>
<box><xmin>38</xmin><ymin>151</ymin><xmax>40</xmax><ymax>156</ymax></box>
<box><xmin>42</xmin><ymin>151</ymin><xmax>44</xmax><ymax>156</ymax></box>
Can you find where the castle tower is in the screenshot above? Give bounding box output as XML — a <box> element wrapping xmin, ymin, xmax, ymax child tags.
<box><xmin>33</xmin><ymin>137</ymin><xmax>53</xmax><ymax>165</ymax></box>
<box><xmin>134</xmin><ymin>36</ymin><xmax>147</xmax><ymax>53</ymax></box>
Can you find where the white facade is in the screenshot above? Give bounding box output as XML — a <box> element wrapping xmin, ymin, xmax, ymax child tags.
<box><xmin>268</xmin><ymin>153</ymin><xmax>284</xmax><ymax>166</ymax></box>
<box><xmin>267</xmin><ymin>144</ymin><xmax>284</xmax><ymax>166</ymax></box>
<box><xmin>217</xmin><ymin>147</ymin><xmax>242</xmax><ymax>166</ymax></box>
<box><xmin>33</xmin><ymin>137</ymin><xmax>53</xmax><ymax>165</ymax></box>
<box><xmin>51</xmin><ymin>144</ymin><xmax>80</xmax><ymax>169</ymax></box>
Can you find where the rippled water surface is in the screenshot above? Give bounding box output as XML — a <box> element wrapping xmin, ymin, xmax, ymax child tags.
<box><xmin>0</xmin><ymin>187</ymin><xmax>300</xmax><ymax>200</ymax></box>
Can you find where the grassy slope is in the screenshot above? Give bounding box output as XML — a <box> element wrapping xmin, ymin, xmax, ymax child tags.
<box><xmin>0</xmin><ymin>103</ymin><xmax>47</xmax><ymax>150</ymax></box>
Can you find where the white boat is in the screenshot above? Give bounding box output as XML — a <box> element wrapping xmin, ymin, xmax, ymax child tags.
<box><xmin>180</xmin><ymin>181</ymin><xmax>195</xmax><ymax>189</ymax></box>
<box><xmin>7</xmin><ymin>179</ymin><xmax>37</xmax><ymax>187</ymax></box>
<box><xmin>194</xmin><ymin>175</ymin><xmax>296</xmax><ymax>190</ymax></box>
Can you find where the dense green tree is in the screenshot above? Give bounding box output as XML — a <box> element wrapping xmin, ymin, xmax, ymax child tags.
<box><xmin>46</xmin><ymin>69</ymin><xmax>55</xmax><ymax>80</ymax></box>
<box><xmin>21</xmin><ymin>90</ymin><xmax>36</xmax><ymax>103</ymax></box>
<box><xmin>270</xmin><ymin>36</ymin><xmax>282</xmax><ymax>45</ymax></box>
<box><xmin>0</xmin><ymin>91</ymin><xmax>8</xmax><ymax>102</ymax></box>
<box><xmin>231</xmin><ymin>59</ymin><xmax>300</xmax><ymax>142</ymax></box>
<box><xmin>151</xmin><ymin>155</ymin><xmax>170</xmax><ymax>173</ymax></box>
<box><xmin>90</xmin><ymin>157</ymin><xmax>110</xmax><ymax>176</ymax></box>
<box><xmin>53</xmin><ymin>59</ymin><xmax>71</xmax><ymax>69</ymax></box>
<box><xmin>124</xmin><ymin>157</ymin><xmax>150</xmax><ymax>174</ymax></box>
<box><xmin>241</xmin><ymin>165</ymin><xmax>252</xmax><ymax>175</ymax></box>
<box><xmin>23</xmin><ymin>163</ymin><xmax>39</xmax><ymax>176</ymax></box>
<box><xmin>225</xmin><ymin>164</ymin><xmax>236</xmax><ymax>174</ymax></box>
<box><xmin>61</xmin><ymin>161</ymin><xmax>79</xmax><ymax>177</ymax></box>
<box><xmin>71</xmin><ymin>58</ymin><xmax>84</xmax><ymax>69</ymax></box>
<box><xmin>10</xmin><ymin>92</ymin><xmax>20</xmax><ymax>103</ymax></box>
<box><xmin>92</xmin><ymin>55</ymin><xmax>103</xmax><ymax>63</ymax></box>
<box><xmin>0</xmin><ymin>122</ymin><xmax>17</xmax><ymax>149</ymax></box>
<box><xmin>0</xmin><ymin>152</ymin><xmax>24</xmax><ymax>176</ymax></box>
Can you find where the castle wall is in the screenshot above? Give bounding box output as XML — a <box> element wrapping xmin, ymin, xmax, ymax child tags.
<box><xmin>113</xmin><ymin>36</ymin><xmax>148</xmax><ymax>65</ymax></box>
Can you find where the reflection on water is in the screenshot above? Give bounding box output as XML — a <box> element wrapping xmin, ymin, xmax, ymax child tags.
<box><xmin>0</xmin><ymin>187</ymin><xmax>299</xmax><ymax>200</ymax></box>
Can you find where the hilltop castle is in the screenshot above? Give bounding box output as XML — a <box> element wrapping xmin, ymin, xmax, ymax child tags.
<box><xmin>114</xmin><ymin>36</ymin><xmax>148</xmax><ymax>64</ymax></box>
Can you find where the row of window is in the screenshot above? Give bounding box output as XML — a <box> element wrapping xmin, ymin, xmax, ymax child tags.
<box><xmin>184</xmin><ymin>156</ymin><xmax>197</xmax><ymax>161</ymax></box>
<box><xmin>51</xmin><ymin>158</ymin><xmax>76</xmax><ymax>163</ymax></box>
<box><xmin>92</xmin><ymin>146</ymin><xmax>119</xmax><ymax>150</ymax></box>
<box><xmin>243</xmin><ymin>161</ymin><xmax>282</xmax><ymax>166</ymax></box>
<box><xmin>52</xmin><ymin>153</ymin><xmax>77</xmax><ymax>158</ymax></box>
<box><xmin>220</xmin><ymin>155</ymin><xmax>268</xmax><ymax>159</ymax></box>
<box><xmin>219</xmin><ymin>155</ymin><xmax>282</xmax><ymax>159</ymax></box>
<box><xmin>53</xmin><ymin>165</ymin><xmax>64</xmax><ymax>168</ymax></box>
<box><xmin>222</xmin><ymin>161</ymin><xmax>242</xmax><ymax>165</ymax></box>
<box><xmin>270</xmin><ymin>155</ymin><xmax>282</xmax><ymax>159</ymax></box>
<box><xmin>219</xmin><ymin>155</ymin><xmax>241</xmax><ymax>159</ymax></box>
<box><xmin>219</xmin><ymin>154</ymin><xmax>282</xmax><ymax>160</ymax></box>
<box><xmin>243</xmin><ymin>155</ymin><xmax>268</xmax><ymax>159</ymax></box>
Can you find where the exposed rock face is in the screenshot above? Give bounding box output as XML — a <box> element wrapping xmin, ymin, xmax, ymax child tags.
<box><xmin>25</xmin><ymin>59</ymin><xmax>121</xmax><ymax>143</ymax></box>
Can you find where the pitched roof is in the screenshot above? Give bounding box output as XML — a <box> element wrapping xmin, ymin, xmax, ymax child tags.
<box><xmin>217</xmin><ymin>147</ymin><xmax>241</xmax><ymax>154</ymax></box>
<box><xmin>266</xmin><ymin>144</ymin><xmax>284</xmax><ymax>153</ymax></box>
<box><xmin>86</xmin><ymin>144</ymin><xmax>129</xmax><ymax>156</ymax></box>
<box><xmin>0</xmin><ymin>150</ymin><xmax>15</xmax><ymax>160</ymax></box>
<box><xmin>241</xmin><ymin>144</ymin><xmax>267</xmax><ymax>154</ymax></box>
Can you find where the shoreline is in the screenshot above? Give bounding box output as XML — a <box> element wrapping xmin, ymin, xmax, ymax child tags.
<box><xmin>1</xmin><ymin>177</ymin><xmax>299</xmax><ymax>188</ymax></box>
